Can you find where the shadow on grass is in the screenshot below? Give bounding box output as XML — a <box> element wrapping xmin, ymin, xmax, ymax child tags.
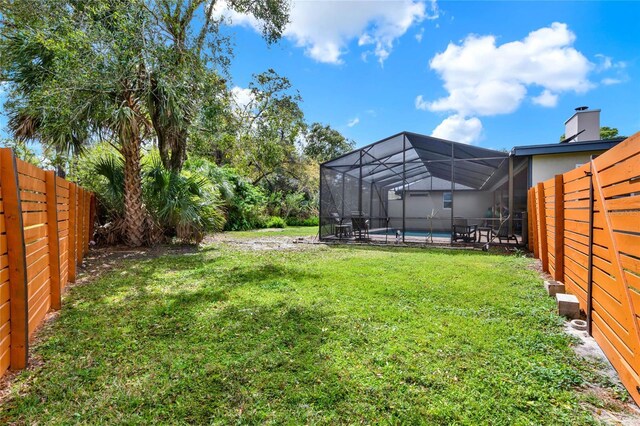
<box><xmin>325</xmin><ymin>243</ymin><xmax>502</xmax><ymax>257</ymax></box>
<box><xmin>8</xmin><ymin>256</ymin><xmax>350</xmax><ymax>423</ymax></box>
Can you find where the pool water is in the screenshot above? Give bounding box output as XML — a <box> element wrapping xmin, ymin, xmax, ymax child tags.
<box><xmin>369</xmin><ymin>229</ymin><xmax>451</xmax><ymax>238</ymax></box>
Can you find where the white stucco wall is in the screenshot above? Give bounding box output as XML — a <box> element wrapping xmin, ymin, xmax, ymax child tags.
<box><xmin>531</xmin><ymin>152</ymin><xmax>606</xmax><ymax>185</ymax></box>
<box><xmin>386</xmin><ymin>190</ymin><xmax>493</xmax><ymax>231</ymax></box>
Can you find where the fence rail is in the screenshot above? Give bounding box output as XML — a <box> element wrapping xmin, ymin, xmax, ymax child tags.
<box><xmin>528</xmin><ymin>132</ymin><xmax>640</xmax><ymax>405</ymax></box>
<box><xmin>0</xmin><ymin>148</ymin><xmax>94</xmax><ymax>377</ymax></box>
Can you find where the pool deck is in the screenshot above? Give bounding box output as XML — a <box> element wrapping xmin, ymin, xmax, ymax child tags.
<box><xmin>322</xmin><ymin>227</ymin><xmax>524</xmax><ymax>247</ymax></box>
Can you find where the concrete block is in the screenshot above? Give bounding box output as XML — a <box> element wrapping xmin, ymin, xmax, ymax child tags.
<box><xmin>544</xmin><ymin>280</ymin><xmax>565</xmax><ymax>297</ymax></box>
<box><xmin>556</xmin><ymin>293</ymin><xmax>580</xmax><ymax>319</ymax></box>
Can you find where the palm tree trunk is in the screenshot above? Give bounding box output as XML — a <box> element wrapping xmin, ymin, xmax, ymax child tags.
<box><xmin>122</xmin><ymin>133</ymin><xmax>145</xmax><ymax>246</ymax></box>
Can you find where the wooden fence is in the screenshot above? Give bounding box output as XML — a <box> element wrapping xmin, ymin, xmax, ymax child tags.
<box><xmin>0</xmin><ymin>148</ymin><xmax>94</xmax><ymax>377</ymax></box>
<box><xmin>528</xmin><ymin>132</ymin><xmax>640</xmax><ymax>405</ymax></box>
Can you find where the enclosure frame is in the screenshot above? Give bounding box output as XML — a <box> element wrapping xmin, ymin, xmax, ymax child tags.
<box><xmin>319</xmin><ymin>131</ymin><xmax>527</xmax><ymax>244</ymax></box>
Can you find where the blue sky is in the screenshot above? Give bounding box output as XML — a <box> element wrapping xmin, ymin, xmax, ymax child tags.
<box><xmin>2</xmin><ymin>1</ymin><xmax>638</xmax><ymax>152</ymax></box>
<box><xmin>219</xmin><ymin>0</ymin><xmax>640</xmax><ymax>151</ymax></box>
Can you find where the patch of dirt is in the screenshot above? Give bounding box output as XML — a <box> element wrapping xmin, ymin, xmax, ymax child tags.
<box><xmin>77</xmin><ymin>244</ymin><xmax>199</xmax><ymax>282</ymax></box>
<box><xmin>204</xmin><ymin>234</ymin><xmax>323</xmax><ymax>251</ymax></box>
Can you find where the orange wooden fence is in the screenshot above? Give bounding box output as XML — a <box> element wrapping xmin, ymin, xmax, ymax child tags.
<box><xmin>0</xmin><ymin>148</ymin><xmax>94</xmax><ymax>377</ymax></box>
<box><xmin>528</xmin><ymin>132</ymin><xmax>640</xmax><ymax>405</ymax></box>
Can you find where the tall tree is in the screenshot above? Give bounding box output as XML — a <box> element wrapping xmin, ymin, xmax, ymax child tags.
<box><xmin>1</xmin><ymin>0</ymin><xmax>153</xmax><ymax>246</ymax></box>
<box><xmin>0</xmin><ymin>0</ymin><xmax>290</xmax><ymax>246</ymax></box>
<box><xmin>144</xmin><ymin>0</ymin><xmax>290</xmax><ymax>172</ymax></box>
<box><xmin>230</xmin><ymin>69</ymin><xmax>306</xmax><ymax>186</ymax></box>
<box><xmin>304</xmin><ymin>123</ymin><xmax>355</xmax><ymax>162</ymax></box>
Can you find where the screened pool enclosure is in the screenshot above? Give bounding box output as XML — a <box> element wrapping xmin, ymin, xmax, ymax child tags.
<box><xmin>319</xmin><ymin>132</ymin><xmax>528</xmax><ymax>244</ymax></box>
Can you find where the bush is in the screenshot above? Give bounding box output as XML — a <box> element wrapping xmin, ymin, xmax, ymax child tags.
<box><xmin>286</xmin><ymin>216</ymin><xmax>319</xmax><ymax>226</ymax></box>
<box><xmin>144</xmin><ymin>156</ymin><xmax>225</xmax><ymax>243</ymax></box>
<box><xmin>85</xmin><ymin>149</ymin><xmax>225</xmax><ymax>244</ymax></box>
<box><xmin>265</xmin><ymin>216</ymin><xmax>287</xmax><ymax>228</ymax></box>
<box><xmin>184</xmin><ymin>158</ymin><xmax>267</xmax><ymax>231</ymax></box>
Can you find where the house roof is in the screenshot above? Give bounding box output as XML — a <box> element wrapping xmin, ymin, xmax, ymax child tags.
<box><xmin>511</xmin><ymin>137</ymin><xmax>624</xmax><ymax>157</ymax></box>
<box><xmin>321</xmin><ymin>131</ymin><xmax>509</xmax><ymax>191</ymax></box>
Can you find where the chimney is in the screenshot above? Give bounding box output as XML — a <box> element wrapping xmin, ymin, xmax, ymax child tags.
<box><xmin>564</xmin><ymin>106</ymin><xmax>600</xmax><ymax>142</ymax></box>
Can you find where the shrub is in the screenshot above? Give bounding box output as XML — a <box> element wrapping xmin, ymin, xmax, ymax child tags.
<box><xmin>286</xmin><ymin>216</ymin><xmax>319</xmax><ymax>226</ymax></box>
<box><xmin>87</xmin><ymin>150</ymin><xmax>225</xmax><ymax>244</ymax></box>
<box><xmin>144</xmin><ymin>156</ymin><xmax>225</xmax><ymax>243</ymax></box>
<box><xmin>265</xmin><ymin>216</ymin><xmax>287</xmax><ymax>228</ymax></box>
<box><xmin>184</xmin><ymin>158</ymin><xmax>267</xmax><ymax>231</ymax></box>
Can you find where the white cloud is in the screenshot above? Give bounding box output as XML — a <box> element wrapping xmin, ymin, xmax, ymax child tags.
<box><xmin>422</xmin><ymin>22</ymin><xmax>593</xmax><ymax>117</ymax></box>
<box><xmin>417</xmin><ymin>22</ymin><xmax>613</xmax><ymax>144</ymax></box>
<box><xmin>415</xmin><ymin>95</ymin><xmax>429</xmax><ymax>110</ymax></box>
<box><xmin>230</xmin><ymin>86</ymin><xmax>254</xmax><ymax>109</ymax></box>
<box><xmin>595</xmin><ymin>54</ymin><xmax>628</xmax><ymax>85</ymax></box>
<box><xmin>431</xmin><ymin>115</ymin><xmax>482</xmax><ymax>144</ymax></box>
<box><xmin>347</xmin><ymin>117</ymin><xmax>360</xmax><ymax>127</ymax></box>
<box><xmin>532</xmin><ymin>89</ymin><xmax>559</xmax><ymax>107</ymax></box>
<box><xmin>213</xmin><ymin>0</ymin><xmax>436</xmax><ymax>64</ymax></box>
<box><xmin>415</xmin><ymin>28</ymin><xmax>424</xmax><ymax>43</ymax></box>
<box><xmin>601</xmin><ymin>78</ymin><xmax>622</xmax><ymax>86</ymax></box>
<box><xmin>595</xmin><ymin>53</ymin><xmax>613</xmax><ymax>71</ymax></box>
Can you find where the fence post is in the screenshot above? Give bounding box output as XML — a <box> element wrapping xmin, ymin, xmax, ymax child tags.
<box><xmin>531</xmin><ymin>187</ymin><xmax>539</xmax><ymax>258</ymax></box>
<box><xmin>76</xmin><ymin>188</ymin><xmax>84</xmax><ymax>265</ymax></box>
<box><xmin>84</xmin><ymin>192</ymin><xmax>90</xmax><ymax>256</ymax></box>
<box><xmin>45</xmin><ymin>171</ymin><xmax>62</xmax><ymax>310</ymax></box>
<box><xmin>527</xmin><ymin>188</ymin><xmax>534</xmax><ymax>252</ymax></box>
<box><xmin>536</xmin><ymin>182</ymin><xmax>548</xmax><ymax>271</ymax></box>
<box><xmin>0</xmin><ymin>148</ymin><xmax>28</xmax><ymax>370</ymax></box>
<box><xmin>68</xmin><ymin>183</ymin><xmax>77</xmax><ymax>282</ymax></box>
<box><xmin>89</xmin><ymin>193</ymin><xmax>96</xmax><ymax>245</ymax></box>
<box><xmin>587</xmin><ymin>164</ymin><xmax>595</xmax><ymax>336</ymax></box>
<box><xmin>554</xmin><ymin>174</ymin><xmax>564</xmax><ymax>283</ymax></box>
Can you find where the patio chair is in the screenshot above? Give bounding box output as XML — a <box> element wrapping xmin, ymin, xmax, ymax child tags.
<box><xmin>330</xmin><ymin>212</ymin><xmax>352</xmax><ymax>239</ymax></box>
<box><xmin>496</xmin><ymin>215</ymin><xmax>518</xmax><ymax>244</ymax></box>
<box><xmin>482</xmin><ymin>215</ymin><xmax>518</xmax><ymax>250</ymax></box>
<box><xmin>452</xmin><ymin>217</ymin><xmax>477</xmax><ymax>242</ymax></box>
<box><xmin>351</xmin><ymin>215</ymin><xmax>370</xmax><ymax>240</ymax></box>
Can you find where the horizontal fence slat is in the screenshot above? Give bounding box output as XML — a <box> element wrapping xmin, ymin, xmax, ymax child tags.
<box><xmin>16</xmin><ymin>160</ymin><xmax>46</xmax><ymax>181</ymax></box>
<box><xmin>530</xmin><ymin>132</ymin><xmax>640</xmax><ymax>405</ymax></box>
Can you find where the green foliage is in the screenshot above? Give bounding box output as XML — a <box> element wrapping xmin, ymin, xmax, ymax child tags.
<box><xmin>144</xmin><ymin>156</ymin><xmax>225</xmax><ymax>243</ymax></box>
<box><xmin>83</xmin><ymin>149</ymin><xmax>225</xmax><ymax>243</ymax></box>
<box><xmin>265</xmin><ymin>216</ymin><xmax>287</xmax><ymax>228</ymax></box>
<box><xmin>304</xmin><ymin>122</ymin><xmax>355</xmax><ymax>162</ymax></box>
<box><xmin>600</xmin><ymin>126</ymin><xmax>624</xmax><ymax>140</ymax></box>
<box><xmin>229</xmin><ymin>69</ymin><xmax>306</xmax><ymax>185</ymax></box>
<box><xmin>68</xmin><ymin>142</ymin><xmax>125</xmax><ymax>217</ymax></box>
<box><xmin>0</xmin><ymin>240</ymin><xmax>624</xmax><ymax>424</ymax></box>
<box><xmin>184</xmin><ymin>157</ymin><xmax>268</xmax><ymax>231</ymax></box>
<box><xmin>91</xmin><ymin>154</ymin><xmax>125</xmax><ymax>217</ymax></box>
<box><xmin>285</xmin><ymin>216</ymin><xmax>319</xmax><ymax>227</ymax></box>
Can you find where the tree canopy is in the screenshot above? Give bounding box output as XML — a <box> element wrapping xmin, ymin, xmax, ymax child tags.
<box><xmin>0</xmin><ymin>0</ymin><xmax>353</xmax><ymax>245</ymax></box>
<box><xmin>304</xmin><ymin>122</ymin><xmax>355</xmax><ymax>163</ymax></box>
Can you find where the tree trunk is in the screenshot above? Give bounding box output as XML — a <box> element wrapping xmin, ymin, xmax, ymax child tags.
<box><xmin>122</xmin><ymin>133</ymin><xmax>145</xmax><ymax>247</ymax></box>
<box><xmin>149</xmin><ymin>76</ymin><xmax>188</xmax><ymax>172</ymax></box>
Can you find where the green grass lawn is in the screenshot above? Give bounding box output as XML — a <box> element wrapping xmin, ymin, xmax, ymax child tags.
<box><xmin>221</xmin><ymin>225</ymin><xmax>318</xmax><ymax>239</ymax></box>
<box><xmin>0</xmin><ymin>233</ymin><xmax>625</xmax><ymax>424</ymax></box>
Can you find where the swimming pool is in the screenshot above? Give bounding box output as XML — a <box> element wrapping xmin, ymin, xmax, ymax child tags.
<box><xmin>369</xmin><ymin>229</ymin><xmax>451</xmax><ymax>239</ymax></box>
